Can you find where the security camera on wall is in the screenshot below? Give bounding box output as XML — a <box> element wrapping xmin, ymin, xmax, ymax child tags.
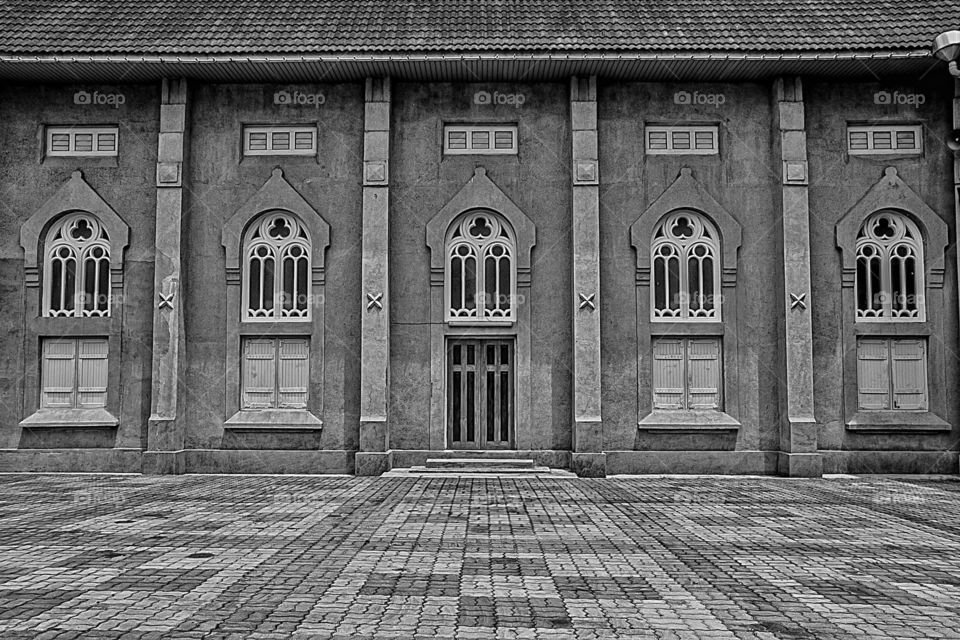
<box><xmin>947</xmin><ymin>130</ymin><xmax>960</xmax><ymax>152</ymax></box>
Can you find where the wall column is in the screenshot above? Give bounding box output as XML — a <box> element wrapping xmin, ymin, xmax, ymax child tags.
<box><xmin>570</xmin><ymin>76</ymin><xmax>605</xmax><ymax>477</ymax></box>
<box><xmin>774</xmin><ymin>77</ymin><xmax>821</xmax><ymax>477</ymax></box>
<box><xmin>144</xmin><ymin>78</ymin><xmax>190</xmax><ymax>474</ymax></box>
<box><xmin>355</xmin><ymin>78</ymin><xmax>392</xmax><ymax>475</ymax></box>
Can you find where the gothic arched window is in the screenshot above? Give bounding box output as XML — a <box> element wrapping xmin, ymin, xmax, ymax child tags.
<box><xmin>242</xmin><ymin>211</ymin><xmax>311</xmax><ymax>321</ymax></box>
<box><xmin>855</xmin><ymin>210</ymin><xmax>924</xmax><ymax>321</ymax></box>
<box><xmin>651</xmin><ymin>211</ymin><xmax>721</xmax><ymax>321</ymax></box>
<box><xmin>446</xmin><ymin>211</ymin><xmax>516</xmax><ymax>323</ymax></box>
<box><xmin>43</xmin><ymin>213</ymin><xmax>111</xmax><ymax>317</ymax></box>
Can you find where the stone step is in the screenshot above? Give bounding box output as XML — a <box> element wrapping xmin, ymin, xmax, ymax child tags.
<box><xmin>425</xmin><ymin>458</ymin><xmax>535</xmax><ymax>470</ymax></box>
<box><xmin>383</xmin><ymin>466</ymin><xmax>575</xmax><ymax>478</ymax></box>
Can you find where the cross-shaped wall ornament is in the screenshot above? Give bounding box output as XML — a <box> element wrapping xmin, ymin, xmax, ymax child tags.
<box><xmin>578</xmin><ymin>292</ymin><xmax>596</xmax><ymax>311</ymax></box>
<box><xmin>366</xmin><ymin>292</ymin><xmax>383</xmax><ymax>311</ymax></box>
<box><xmin>790</xmin><ymin>292</ymin><xmax>807</xmax><ymax>310</ymax></box>
<box><xmin>158</xmin><ymin>292</ymin><xmax>175</xmax><ymax>310</ymax></box>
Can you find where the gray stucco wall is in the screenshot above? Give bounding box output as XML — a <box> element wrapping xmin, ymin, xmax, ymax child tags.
<box><xmin>806</xmin><ymin>77</ymin><xmax>959</xmax><ymax>471</ymax></box>
<box><xmin>598</xmin><ymin>82</ymin><xmax>781</xmax><ymax>455</ymax></box>
<box><xmin>388</xmin><ymin>82</ymin><xmax>574</xmax><ymax>451</ymax></box>
<box><xmin>183</xmin><ymin>83</ymin><xmax>363</xmax><ymax>453</ymax></box>
<box><xmin>0</xmin><ymin>83</ymin><xmax>158</xmax><ymax>451</ymax></box>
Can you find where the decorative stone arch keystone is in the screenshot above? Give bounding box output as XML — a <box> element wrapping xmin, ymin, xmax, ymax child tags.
<box><xmin>834</xmin><ymin>166</ymin><xmax>950</xmax><ymax>432</ymax></box>
<box><xmin>425</xmin><ymin>167</ymin><xmax>537</xmax><ymax>450</ymax></box>
<box><xmin>629</xmin><ymin>167</ymin><xmax>742</xmax><ymax>430</ymax></box>
<box><xmin>221</xmin><ymin>168</ymin><xmax>330</xmax><ymax>429</ymax></box>
<box><xmin>18</xmin><ymin>170</ymin><xmax>130</xmax><ymax>429</ymax></box>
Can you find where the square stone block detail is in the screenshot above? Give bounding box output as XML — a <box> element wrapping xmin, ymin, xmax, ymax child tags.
<box><xmin>364</xmin><ymin>161</ymin><xmax>388</xmax><ymax>185</ymax></box>
<box><xmin>355</xmin><ymin>451</ymin><xmax>392</xmax><ymax>476</ymax></box>
<box><xmin>778</xmin><ymin>101</ymin><xmax>805</xmax><ymax>131</ymax></box>
<box><xmin>783</xmin><ymin>161</ymin><xmax>808</xmax><ymax>185</ymax></box>
<box><xmin>156</xmin><ymin>162</ymin><xmax>182</xmax><ymax>187</ymax></box>
<box><xmin>574</xmin><ymin>160</ymin><xmax>599</xmax><ymax>185</ymax></box>
<box><xmin>571</xmin><ymin>452</ymin><xmax>607</xmax><ymax>478</ymax></box>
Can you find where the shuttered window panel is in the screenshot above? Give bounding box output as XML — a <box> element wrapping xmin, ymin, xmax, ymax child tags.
<box><xmin>277</xmin><ymin>338</ymin><xmax>309</xmax><ymax>409</ymax></box>
<box><xmin>652</xmin><ymin>338</ymin><xmax>685</xmax><ymax>409</ymax></box>
<box><xmin>241</xmin><ymin>337</ymin><xmax>310</xmax><ymax>409</ymax></box>
<box><xmin>856</xmin><ymin>338</ymin><xmax>928</xmax><ymax>411</ymax></box>
<box><xmin>41</xmin><ymin>338</ymin><xmax>108</xmax><ymax>408</ymax></box>
<box><xmin>653</xmin><ymin>337</ymin><xmax>722</xmax><ymax>410</ymax></box>
<box><xmin>242</xmin><ymin>339</ymin><xmax>278</xmax><ymax>409</ymax></box>
<box><xmin>856</xmin><ymin>339</ymin><xmax>891</xmax><ymax>410</ymax></box>
<box><xmin>41</xmin><ymin>339</ymin><xmax>78</xmax><ymax>408</ymax></box>
<box><xmin>687</xmin><ymin>338</ymin><xmax>721</xmax><ymax>409</ymax></box>
<box><xmin>76</xmin><ymin>338</ymin><xmax>108</xmax><ymax>407</ymax></box>
<box><xmin>891</xmin><ymin>339</ymin><xmax>927</xmax><ymax>410</ymax></box>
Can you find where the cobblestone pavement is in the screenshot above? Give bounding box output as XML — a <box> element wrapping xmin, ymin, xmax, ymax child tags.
<box><xmin>2</xmin><ymin>474</ymin><xmax>960</xmax><ymax>639</ymax></box>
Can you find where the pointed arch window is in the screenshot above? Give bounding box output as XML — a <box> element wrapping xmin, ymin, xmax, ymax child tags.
<box><xmin>43</xmin><ymin>213</ymin><xmax>111</xmax><ymax>317</ymax></box>
<box><xmin>651</xmin><ymin>211</ymin><xmax>721</xmax><ymax>321</ymax></box>
<box><xmin>446</xmin><ymin>210</ymin><xmax>516</xmax><ymax>323</ymax></box>
<box><xmin>855</xmin><ymin>210</ymin><xmax>924</xmax><ymax>321</ymax></box>
<box><xmin>242</xmin><ymin>211</ymin><xmax>311</xmax><ymax>322</ymax></box>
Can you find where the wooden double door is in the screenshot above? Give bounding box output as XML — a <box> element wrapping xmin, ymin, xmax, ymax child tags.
<box><xmin>447</xmin><ymin>339</ymin><xmax>514</xmax><ymax>449</ymax></box>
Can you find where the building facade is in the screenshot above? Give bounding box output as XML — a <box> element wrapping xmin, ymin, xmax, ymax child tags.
<box><xmin>1</xmin><ymin>2</ymin><xmax>959</xmax><ymax>477</ymax></box>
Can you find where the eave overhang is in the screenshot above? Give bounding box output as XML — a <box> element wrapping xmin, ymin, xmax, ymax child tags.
<box><xmin>0</xmin><ymin>49</ymin><xmax>941</xmax><ymax>84</ymax></box>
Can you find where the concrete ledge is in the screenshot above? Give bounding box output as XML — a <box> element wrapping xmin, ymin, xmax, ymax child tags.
<box><xmin>391</xmin><ymin>450</ymin><xmax>571</xmax><ymax>470</ymax></box>
<box><xmin>184</xmin><ymin>449</ymin><xmax>353</xmax><ymax>474</ymax></box>
<box><xmin>821</xmin><ymin>450</ymin><xmax>958</xmax><ymax>475</ymax></box>
<box><xmin>777</xmin><ymin>452</ymin><xmax>823</xmax><ymax>477</ymax></box>
<box><xmin>0</xmin><ymin>448</ymin><xmax>141</xmax><ymax>473</ymax></box>
<box><xmin>845</xmin><ymin>411</ymin><xmax>951</xmax><ymax>432</ymax></box>
<box><xmin>571</xmin><ymin>452</ymin><xmax>606</xmax><ymax>478</ymax></box>
<box><xmin>606</xmin><ymin>450</ymin><xmax>778</xmax><ymax>475</ymax></box>
<box><xmin>142</xmin><ymin>450</ymin><xmax>186</xmax><ymax>475</ymax></box>
<box><xmin>355</xmin><ymin>451</ymin><xmax>393</xmax><ymax>476</ymax></box>
<box><xmin>638</xmin><ymin>410</ymin><xmax>740</xmax><ymax>431</ymax></box>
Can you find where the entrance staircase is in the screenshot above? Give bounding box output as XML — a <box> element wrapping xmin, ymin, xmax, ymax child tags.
<box><xmin>384</xmin><ymin>456</ymin><xmax>574</xmax><ymax>478</ymax></box>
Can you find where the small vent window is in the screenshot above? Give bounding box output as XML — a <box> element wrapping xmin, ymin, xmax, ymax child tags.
<box><xmin>646</xmin><ymin>125</ymin><xmax>718</xmax><ymax>155</ymax></box>
<box><xmin>847</xmin><ymin>125</ymin><xmax>922</xmax><ymax>155</ymax></box>
<box><xmin>46</xmin><ymin>126</ymin><xmax>118</xmax><ymax>157</ymax></box>
<box><xmin>444</xmin><ymin>125</ymin><xmax>518</xmax><ymax>155</ymax></box>
<box><xmin>243</xmin><ymin>126</ymin><xmax>317</xmax><ymax>156</ymax></box>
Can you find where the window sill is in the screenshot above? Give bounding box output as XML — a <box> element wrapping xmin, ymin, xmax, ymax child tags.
<box><xmin>239</xmin><ymin>323</ymin><xmax>312</xmax><ymax>336</ymax></box>
<box><xmin>846</xmin><ymin>411</ymin><xmax>950</xmax><ymax>432</ymax></box>
<box><xmin>19</xmin><ymin>408</ymin><xmax>119</xmax><ymax>428</ymax></box>
<box><xmin>42</xmin><ymin>156</ymin><xmax>119</xmax><ymax>169</ymax></box>
<box><xmin>855</xmin><ymin>323</ymin><xmax>930</xmax><ymax>336</ymax></box>
<box><xmin>649</xmin><ymin>323</ymin><xmax>724</xmax><ymax>336</ymax></box>
<box><xmin>638</xmin><ymin>410</ymin><xmax>740</xmax><ymax>431</ymax></box>
<box><xmin>446</xmin><ymin>320</ymin><xmax>515</xmax><ymax>328</ymax></box>
<box><xmin>224</xmin><ymin>409</ymin><xmax>323</xmax><ymax>430</ymax></box>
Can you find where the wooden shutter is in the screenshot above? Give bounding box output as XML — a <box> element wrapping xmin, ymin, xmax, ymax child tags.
<box><xmin>687</xmin><ymin>338</ymin><xmax>721</xmax><ymax>409</ymax></box>
<box><xmin>76</xmin><ymin>338</ymin><xmax>108</xmax><ymax>407</ymax></box>
<box><xmin>277</xmin><ymin>338</ymin><xmax>309</xmax><ymax>408</ymax></box>
<box><xmin>857</xmin><ymin>338</ymin><xmax>891</xmax><ymax>410</ymax></box>
<box><xmin>653</xmin><ymin>338</ymin><xmax>685</xmax><ymax>409</ymax></box>
<box><xmin>891</xmin><ymin>339</ymin><xmax>927</xmax><ymax>410</ymax></box>
<box><xmin>41</xmin><ymin>339</ymin><xmax>77</xmax><ymax>408</ymax></box>
<box><xmin>242</xmin><ymin>338</ymin><xmax>277</xmax><ymax>409</ymax></box>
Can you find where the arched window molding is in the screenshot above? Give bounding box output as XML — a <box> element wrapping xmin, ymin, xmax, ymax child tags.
<box><xmin>445</xmin><ymin>210</ymin><xmax>517</xmax><ymax>323</ymax></box>
<box><xmin>221</xmin><ymin>168</ymin><xmax>329</xmax><ymax>430</ymax></box>
<box><xmin>18</xmin><ymin>170</ymin><xmax>129</xmax><ymax>430</ymax></box>
<box><xmin>854</xmin><ymin>211</ymin><xmax>924</xmax><ymax>322</ymax></box>
<box><xmin>630</xmin><ymin>168</ymin><xmax>741</xmax><ymax>430</ymax></box>
<box><xmin>43</xmin><ymin>213</ymin><xmax>112</xmax><ymax>317</ymax></box>
<box><xmin>650</xmin><ymin>211</ymin><xmax>722</xmax><ymax>321</ymax></box>
<box><xmin>835</xmin><ymin>167</ymin><xmax>950</xmax><ymax>432</ymax></box>
<box><xmin>241</xmin><ymin>212</ymin><xmax>312</xmax><ymax>322</ymax></box>
<box><xmin>425</xmin><ymin>168</ymin><xmax>536</xmax><ymax>450</ymax></box>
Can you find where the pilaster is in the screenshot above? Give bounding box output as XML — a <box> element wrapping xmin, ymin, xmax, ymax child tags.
<box><xmin>773</xmin><ymin>77</ymin><xmax>821</xmax><ymax>477</ymax></box>
<box><xmin>570</xmin><ymin>76</ymin><xmax>605</xmax><ymax>477</ymax></box>
<box><xmin>144</xmin><ymin>78</ymin><xmax>189</xmax><ymax>474</ymax></box>
<box><xmin>356</xmin><ymin>77</ymin><xmax>392</xmax><ymax>476</ymax></box>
